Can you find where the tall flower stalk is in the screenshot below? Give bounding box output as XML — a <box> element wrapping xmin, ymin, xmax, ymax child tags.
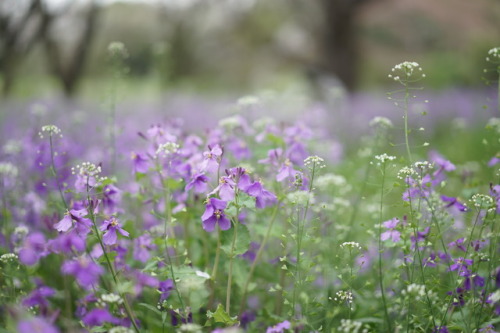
<box><xmin>388</xmin><ymin>61</ymin><xmax>426</xmax><ymax>163</ymax></box>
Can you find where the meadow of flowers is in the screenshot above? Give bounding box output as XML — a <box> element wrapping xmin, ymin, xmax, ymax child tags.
<box><xmin>0</xmin><ymin>48</ymin><xmax>500</xmax><ymax>333</ymax></box>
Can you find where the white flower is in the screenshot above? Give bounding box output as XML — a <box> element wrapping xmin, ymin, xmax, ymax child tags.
<box><xmin>487</xmin><ymin>46</ymin><xmax>500</xmax><ymax>62</ymax></box>
<box><xmin>373</xmin><ymin>153</ymin><xmax>396</xmax><ymax>165</ymax></box>
<box><xmin>38</xmin><ymin>125</ymin><xmax>62</xmax><ymax>139</ymax></box>
<box><xmin>369</xmin><ymin>116</ymin><xmax>393</xmax><ymax>128</ymax></box>
<box><xmin>304</xmin><ymin>155</ymin><xmax>326</xmax><ymax>169</ymax></box>
<box><xmin>287</xmin><ymin>190</ymin><xmax>314</xmax><ymax>205</ymax></box>
<box><xmin>156</xmin><ymin>142</ymin><xmax>179</xmax><ymax>156</ymax></box>
<box><xmin>0</xmin><ymin>162</ymin><xmax>18</xmax><ymax>178</ymax></box>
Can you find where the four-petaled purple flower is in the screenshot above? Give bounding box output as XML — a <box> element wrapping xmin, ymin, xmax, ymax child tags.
<box><xmin>100</xmin><ymin>216</ymin><xmax>130</xmax><ymax>245</ymax></box>
<box><xmin>201</xmin><ymin>144</ymin><xmax>223</xmax><ymax>173</ymax></box>
<box><xmin>185</xmin><ymin>172</ymin><xmax>209</xmax><ymax>193</ymax></box>
<box><xmin>449</xmin><ymin>257</ymin><xmax>473</xmax><ymax>276</ymax></box>
<box><xmin>381</xmin><ymin>218</ymin><xmax>401</xmax><ymax>242</ymax></box>
<box><xmin>54</xmin><ymin>208</ymin><xmax>93</xmax><ymax>235</ymax></box>
<box><xmin>201</xmin><ymin>198</ymin><xmax>231</xmax><ymax>232</ymax></box>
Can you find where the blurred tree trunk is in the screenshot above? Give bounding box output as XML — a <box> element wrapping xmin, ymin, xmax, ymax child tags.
<box><xmin>0</xmin><ymin>0</ymin><xmax>50</xmax><ymax>96</ymax></box>
<box><xmin>41</xmin><ymin>1</ymin><xmax>100</xmax><ymax>97</ymax></box>
<box><xmin>290</xmin><ymin>0</ymin><xmax>374</xmax><ymax>92</ymax></box>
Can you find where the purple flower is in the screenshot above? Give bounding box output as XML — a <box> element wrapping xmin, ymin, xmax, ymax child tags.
<box><xmin>18</xmin><ymin>317</ymin><xmax>59</xmax><ymax>333</ymax></box>
<box><xmin>441</xmin><ymin>195</ymin><xmax>467</xmax><ymax>212</ymax></box>
<box><xmin>201</xmin><ymin>144</ymin><xmax>223</xmax><ymax>173</ymax></box>
<box><xmin>18</xmin><ymin>232</ymin><xmax>48</xmax><ymax>266</ymax></box>
<box><xmin>449</xmin><ymin>257</ymin><xmax>473</xmax><ymax>276</ymax></box>
<box><xmin>201</xmin><ymin>198</ymin><xmax>231</xmax><ymax>232</ymax></box>
<box><xmin>82</xmin><ymin>308</ymin><xmax>119</xmax><ymax>327</ymax></box>
<box><xmin>185</xmin><ymin>172</ymin><xmax>209</xmax><ymax>193</ymax></box>
<box><xmin>245</xmin><ymin>181</ymin><xmax>277</xmax><ymax>208</ymax></box>
<box><xmin>241</xmin><ymin>242</ymin><xmax>260</xmax><ymax>262</ymax></box>
<box><xmin>213</xmin><ymin>176</ymin><xmax>236</xmax><ymax>201</ymax></box>
<box><xmin>23</xmin><ymin>284</ymin><xmax>55</xmax><ymax>309</ymax></box>
<box><xmin>478</xmin><ymin>325</ymin><xmax>497</xmax><ymax>333</ymax></box>
<box><xmin>159</xmin><ymin>279</ymin><xmax>174</xmax><ymax>302</ymax></box>
<box><xmin>276</xmin><ymin>159</ymin><xmax>297</xmax><ymax>182</ymax></box>
<box><xmin>133</xmin><ymin>234</ymin><xmax>156</xmax><ymax>263</ymax></box>
<box><xmin>266</xmin><ymin>320</ymin><xmax>291</xmax><ymax>333</ymax></box>
<box><xmin>49</xmin><ymin>231</ymin><xmax>86</xmax><ymax>253</ymax></box>
<box><xmin>53</xmin><ymin>208</ymin><xmax>92</xmax><ymax>235</ymax></box>
<box><xmin>381</xmin><ymin>218</ymin><xmax>401</xmax><ymax>242</ymax></box>
<box><xmin>433</xmin><ymin>326</ymin><xmax>449</xmax><ymax>333</ymax></box>
<box><xmin>131</xmin><ymin>151</ymin><xmax>150</xmax><ymax>173</ymax></box>
<box><xmin>448</xmin><ymin>238</ymin><xmax>467</xmax><ymax>252</ymax></box>
<box><xmin>100</xmin><ymin>216</ymin><xmax>129</xmax><ymax>246</ymax></box>
<box><xmin>62</xmin><ymin>256</ymin><xmax>104</xmax><ymax>289</ymax></box>
<box><xmin>102</xmin><ymin>184</ymin><xmax>122</xmax><ymax>215</ymax></box>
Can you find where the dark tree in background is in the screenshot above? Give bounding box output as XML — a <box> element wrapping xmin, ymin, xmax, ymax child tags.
<box><xmin>289</xmin><ymin>0</ymin><xmax>375</xmax><ymax>91</ymax></box>
<box><xmin>40</xmin><ymin>0</ymin><xmax>100</xmax><ymax>97</ymax></box>
<box><xmin>0</xmin><ymin>0</ymin><xmax>50</xmax><ymax>96</ymax></box>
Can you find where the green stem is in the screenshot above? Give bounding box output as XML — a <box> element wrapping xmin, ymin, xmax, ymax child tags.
<box><xmin>239</xmin><ymin>203</ymin><xmax>280</xmax><ymax>315</ymax></box>
<box><xmin>377</xmin><ymin>165</ymin><xmax>392</xmax><ymax>332</ymax></box>
<box><xmin>226</xmin><ymin>216</ymin><xmax>238</xmax><ymax>314</ymax></box>
<box><xmin>404</xmin><ymin>78</ymin><xmax>413</xmax><ymax>163</ymax></box>
<box><xmin>49</xmin><ymin>135</ymin><xmax>68</xmax><ymax>210</ymax></box>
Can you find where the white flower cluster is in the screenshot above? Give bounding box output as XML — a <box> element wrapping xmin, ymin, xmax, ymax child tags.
<box><xmin>369</xmin><ymin>116</ymin><xmax>393</xmax><ymax>128</ymax></box>
<box><xmin>333</xmin><ymin>290</ymin><xmax>354</xmax><ymax>304</ymax></box>
<box><xmin>489</xmin><ymin>290</ymin><xmax>500</xmax><ymax>304</ymax></box>
<box><xmin>177</xmin><ymin>323</ymin><xmax>203</xmax><ymax>333</ymax></box>
<box><xmin>156</xmin><ymin>142</ymin><xmax>179</xmax><ymax>157</ymax></box>
<box><xmin>219</xmin><ymin>116</ymin><xmax>243</xmax><ymax>130</ymax></box>
<box><xmin>100</xmin><ymin>293</ymin><xmax>123</xmax><ymax>304</ymax></box>
<box><xmin>388</xmin><ymin>61</ymin><xmax>425</xmax><ymax>81</ymax></box>
<box><xmin>316</xmin><ymin>173</ymin><xmax>347</xmax><ymax>190</ymax></box>
<box><xmin>0</xmin><ymin>162</ymin><xmax>18</xmax><ymax>179</ymax></box>
<box><xmin>338</xmin><ymin>319</ymin><xmax>370</xmax><ymax>333</ymax></box>
<box><xmin>470</xmin><ymin>194</ymin><xmax>495</xmax><ymax>210</ymax></box>
<box><xmin>72</xmin><ymin>162</ymin><xmax>102</xmax><ymax>178</ymax></box>
<box><xmin>38</xmin><ymin>125</ymin><xmax>62</xmax><ymax>139</ymax></box>
<box><xmin>14</xmin><ymin>226</ymin><xmax>29</xmax><ymax>236</ymax></box>
<box><xmin>3</xmin><ymin>140</ymin><xmax>22</xmax><ymax>154</ymax></box>
<box><xmin>397</xmin><ymin>166</ymin><xmax>417</xmax><ymax>180</ymax></box>
<box><xmin>237</xmin><ymin>95</ymin><xmax>260</xmax><ymax>108</ymax></box>
<box><xmin>413</xmin><ymin>161</ymin><xmax>433</xmax><ymax>172</ymax></box>
<box><xmin>486</xmin><ymin>47</ymin><xmax>500</xmax><ymax>62</ymax></box>
<box><xmin>486</xmin><ymin>117</ymin><xmax>500</xmax><ymax>134</ymax></box>
<box><xmin>108</xmin><ymin>41</ymin><xmax>129</xmax><ymax>59</ymax></box>
<box><xmin>340</xmin><ymin>242</ymin><xmax>362</xmax><ymax>251</ymax></box>
<box><xmin>0</xmin><ymin>253</ymin><xmax>18</xmax><ymax>263</ymax></box>
<box><xmin>373</xmin><ymin>154</ymin><xmax>396</xmax><ymax>166</ymax></box>
<box><xmin>304</xmin><ymin>155</ymin><xmax>326</xmax><ymax>170</ymax></box>
<box><xmin>286</xmin><ymin>190</ymin><xmax>314</xmax><ymax>205</ymax></box>
<box><xmin>401</xmin><ymin>283</ymin><xmax>425</xmax><ymax>300</ymax></box>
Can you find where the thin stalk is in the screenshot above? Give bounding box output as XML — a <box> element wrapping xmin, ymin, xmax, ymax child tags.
<box><xmin>403</xmin><ymin>76</ymin><xmax>413</xmax><ymax>163</ymax></box>
<box><xmin>226</xmin><ymin>217</ymin><xmax>238</xmax><ymax>314</ymax></box>
<box><xmin>86</xmin><ymin>188</ymin><xmax>140</xmax><ymax>333</ymax></box>
<box><xmin>159</xmin><ymin>171</ymin><xmax>186</xmax><ymax>313</ymax></box>
<box><xmin>377</xmin><ymin>165</ymin><xmax>392</xmax><ymax>332</ymax></box>
<box><xmin>49</xmin><ymin>134</ymin><xmax>68</xmax><ymax>210</ymax></box>
<box><xmin>208</xmin><ymin>228</ymin><xmax>221</xmax><ymax>309</ymax></box>
<box><xmin>239</xmin><ymin>203</ymin><xmax>280</xmax><ymax>315</ymax></box>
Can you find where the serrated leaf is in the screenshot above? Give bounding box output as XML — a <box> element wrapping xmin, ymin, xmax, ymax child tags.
<box><xmin>209</xmin><ymin>304</ymin><xmax>239</xmax><ymax>326</ymax></box>
<box><xmin>220</xmin><ymin>224</ymin><xmax>251</xmax><ymax>256</ymax></box>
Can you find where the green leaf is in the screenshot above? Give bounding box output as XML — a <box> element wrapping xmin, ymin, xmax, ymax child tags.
<box><xmin>239</xmin><ymin>193</ymin><xmax>256</xmax><ymax>210</ymax></box>
<box><xmin>220</xmin><ymin>224</ymin><xmax>251</xmax><ymax>256</ymax></box>
<box><xmin>139</xmin><ymin>303</ymin><xmax>162</xmax><ymax>317</ymax></box>
<box><xmin>207</xmin><ymin>304</ymin><xmax>239</xmax><ymax>326</ymax></box>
